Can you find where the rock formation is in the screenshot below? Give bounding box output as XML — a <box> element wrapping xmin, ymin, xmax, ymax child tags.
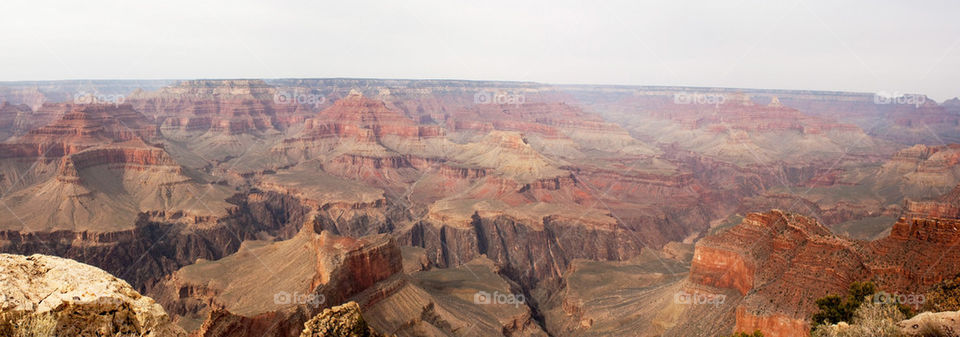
<box><xmin>899</xmin><ymin>311</ymin><xmax>960</xmax><ymax>337</ymax></box>
<box><xmin>0</xmin><ymin>102</ymin><xmax>37</xmax><ymax>141</ymax></box>
<box><xmin>356</xmin><ymin>256</ymin><xmax>548</xmax><ymax>336</ymax></box>
<box><xmin>0</xmin><ymin>253</ymin><xmax>185</xmax><ymax>337</ymax></box>
<box><xmin>0</xmin><ymin>103</ymin><xmax>232</xmax><ymax>233</ymax></box>
<box><xmin>878</xmin><ymin>143</ymin><xmax>960</xmax><ymax>198</ymax></box>
<box><xmin>300</xmin><ymin>302</ymin><xmax>391</xmax><ymax>337</ymax></box>
<box><xmin>128</xmin><ymin>79</ymin><xmax>297</xmax><ymax>134</ymax></box>
<box><xmin>156</xmin><ymin>224</ymin><xmax>403</xmax><ymax>336</ymax></box>
<box><xmin>686</xmin><ymin>184</ymin><xmax>960</xmax><ymax>337</ymax></box>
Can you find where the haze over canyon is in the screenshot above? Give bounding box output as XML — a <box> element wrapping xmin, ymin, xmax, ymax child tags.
<box><xmin>0</xmin><ymin>77</ymin><xmax>957</xmax><ymax>337</ymax></box>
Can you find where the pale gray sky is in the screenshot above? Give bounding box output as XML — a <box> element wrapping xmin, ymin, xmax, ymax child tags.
<box><xmin>1</xmin><ymin>0</ymin><xmax>958</xmax><ymax>100</ymax></box>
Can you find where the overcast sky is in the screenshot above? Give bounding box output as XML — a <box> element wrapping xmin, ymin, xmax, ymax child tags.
<box><xmin>1</xmin><ymin>0</ymin><xmax>958</xmax><ymax>100</ymax></box>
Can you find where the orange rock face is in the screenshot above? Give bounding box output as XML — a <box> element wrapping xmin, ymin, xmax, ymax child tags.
<box><xmin>691</xmin><ymin>190</ymin><xmax>960</xmax><ymax>337</ymax></box>
<box><xmin>888</xmin><ymin>185</ymin><xmax>960</xmax><ymax>242</ymax></box>
<box><xmin>690</xmin><ymin>245</ymin><xmax>755</xmax><ymax>295</ymax></box>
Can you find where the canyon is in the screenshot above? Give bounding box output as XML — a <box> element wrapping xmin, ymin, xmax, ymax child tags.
<box><xmin>1</xmin><ymin>79</ymin><xmax>958</xmax><ymax>336</ymax></box>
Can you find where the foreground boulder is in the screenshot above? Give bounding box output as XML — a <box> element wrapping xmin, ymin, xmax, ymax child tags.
<box><xmin>0</xmin><ymin>253</ymin><xmax>185</xmax><ymax>336</ymax></box>
<box><xmin>300</xmin><ymin>301</ymin><xmax>391</xmax><ymax>337</ymax></box>
<box><xmin>899</xmin><ymin>311</ymin><xmax>960</xmax><ymax>337</ymax></box>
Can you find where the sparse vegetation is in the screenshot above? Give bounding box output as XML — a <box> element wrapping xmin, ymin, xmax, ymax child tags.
<box><xmin>812</xmin><ymin>281</ymin><xmax>879</xmax><ymax>327</ymax></box>
<box><xmin>811</xmin><ymin>281</ymin><xmax>916</xmax><ymax>329</ymax></box>
<box><xmin>811</xmin><ymin>301</ymin><xmax>906</xmax><ymax>337</ymax></box>
<box><xmin>725</xmin><ymin>330</ymin><xmax>764</xmax><ymax>337</ymax></box>
<box><xmin>0</xmin><ymin>312</ymin><xmax>59</xmax><ymax>337</ymax></box>
<box><xmin>923</xmin><ymin>274</ymin><xmax>960</xmax><ymax>312</ymax></box>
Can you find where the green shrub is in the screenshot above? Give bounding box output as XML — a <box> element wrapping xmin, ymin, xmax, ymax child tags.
<box><xmin>726</xmin><ymin>330</ymin><xmax>764</xmax><ymax>337</ymax></box>
<box><xmin>812</xmin><ymin>281</ymin><xmax>878</xmax><ymax>327</ymax></box>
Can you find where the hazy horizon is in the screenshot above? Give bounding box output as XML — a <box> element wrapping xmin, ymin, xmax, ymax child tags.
<box><xmin>3</xmin><ymin>2</ymin><xmax>960</xmax><ymax>336</ymax></box>
<box><xmin>2</xmin><ymin>0</ymin><xmax>958</xmax><ymax>100</ymax></box>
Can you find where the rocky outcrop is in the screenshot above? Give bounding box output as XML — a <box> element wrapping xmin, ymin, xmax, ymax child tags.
<box><xmin>0</xmin><ymin>253</ymin><xmax>185</xmax><ymax>337</ymax></box>
<box><xmin>688</xmin><ymin>191</ymin><xmax>960</xmax><ymax>337</ymax></box>
<box><xmin>300</xmin><ymin>302</ymin><xmax>392</xmax><ymax>337</ymax></box>
<box><xmin>690</xmin><ymin>245</ymin><xmax>755</xmax><ymax>296</ymax></box>
<box><xmin>899</xmin><ymin>311</ymin><xmax>960</xmax><ymax>336</ymax></box>
<box><xmin>687</xmin><ymin>210</ymin><xmax>862</xmax><ymax>336</ymax></box>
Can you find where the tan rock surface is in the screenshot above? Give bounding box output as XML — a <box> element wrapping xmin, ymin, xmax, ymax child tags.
<box><xmin>0</xmin><ymin>253</ymin><xmax>185</xmax><ymax>336</ymax></box>
<box><xmin>300</xmin><ymin>301</ymin><xmax>392</xmax><ymax>337</ymax></box>
<box><xmin>899</xmin><ymin>311</ymin><xmax>960</xmax><ymax>337</ymax></box>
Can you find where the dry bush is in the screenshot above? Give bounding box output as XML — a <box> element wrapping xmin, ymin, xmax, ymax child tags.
<box><xmin>0</xmin><ymin>312</ymin><xmax>58</xmax><ymax>337</ymax></box>
<box><xmin>812</xmin><ymin>301</ymin><xmax>906</xmax><ymax>337</ymax></box>
<box><xmin>924</xmin><ymin>275</ymin><xmax>960</xmax><ymax>312</ymax></box>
